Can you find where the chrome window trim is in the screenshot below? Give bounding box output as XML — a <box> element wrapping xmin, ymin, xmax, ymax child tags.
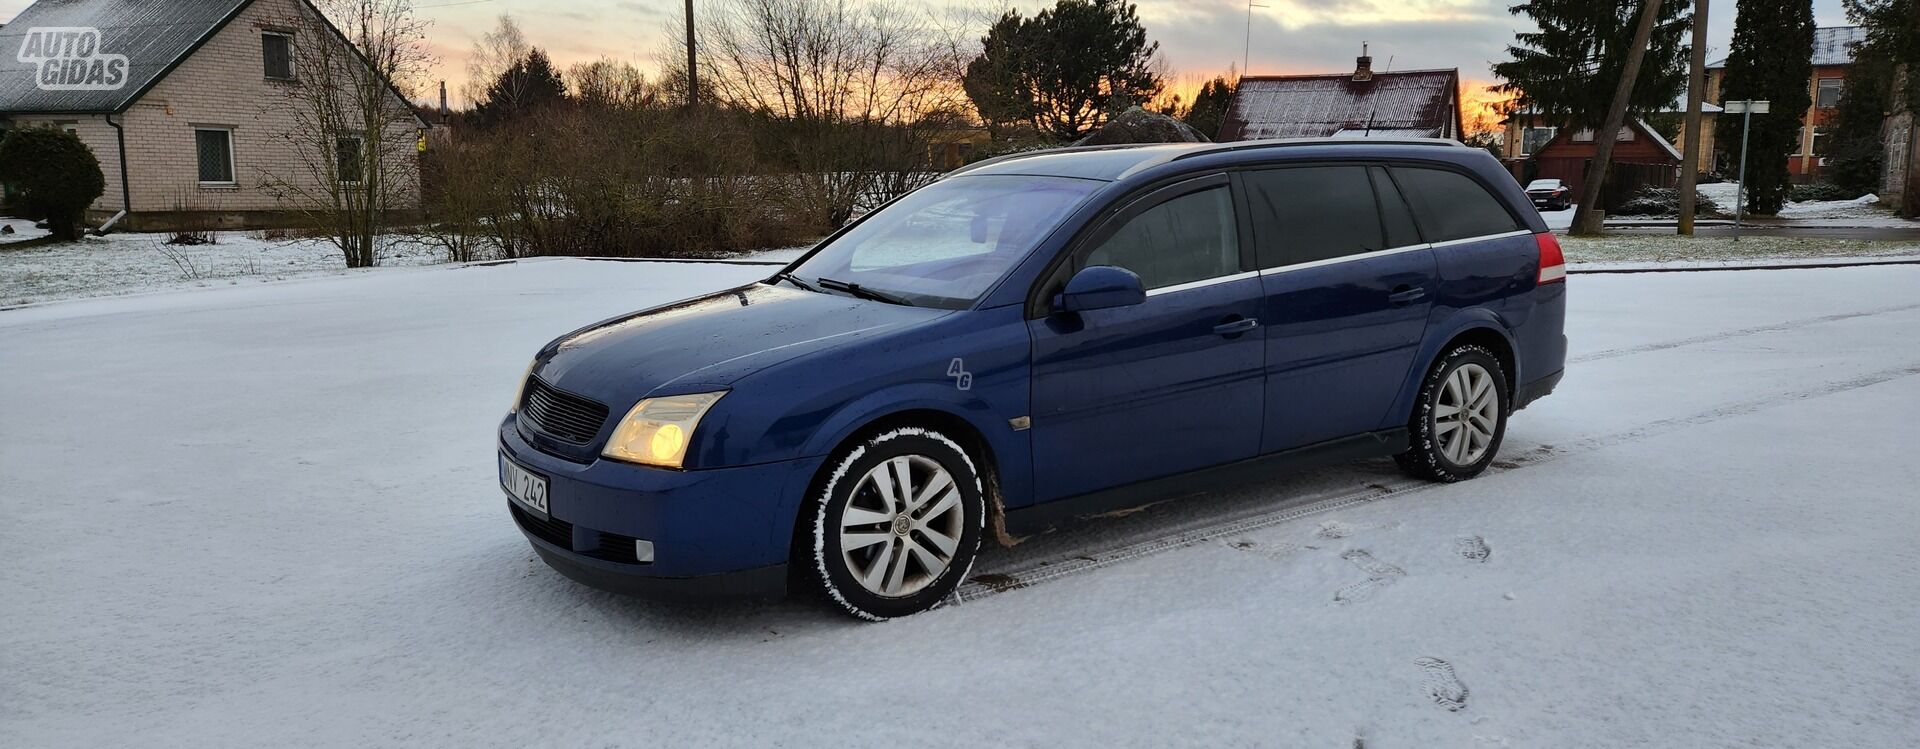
<box><xmin>1427</xmin><ymin>229</ymin><xmax>1533</xmax><ymax>249</ymax></box>
<box><xmin>1257</xmin><ymin>243</ymin><xmax>1431</xmax><ymax>277</ymax></box>
<box><xmin>1143</xmin><ymin>270</ymin><xmax>1261</xmax><ymax>297</ymax></box>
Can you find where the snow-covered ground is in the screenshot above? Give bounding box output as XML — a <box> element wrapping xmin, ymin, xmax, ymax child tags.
<box><xmin>0</xmin><ymin>216</ymin><xmax>53</xmax><ymax>244</ymax></box>
<box><xmin>5</xmin><ymin>260</ymin><xmax>1920</xmax><ymax>747</ymax></box>
<box><xmin>1563</xmin><ymin>234</ymin><xmax>1920</xmax><ymax>268</ymax></box>
<box><xmin>0</xmin><ymin>231</ymin><xmax>446</xmax><ymax>307</ymax></box>
<box><xmin>1698</xmin><ymin>181</ymin><xmax>1915</xmax><ymax>225</ymax></box>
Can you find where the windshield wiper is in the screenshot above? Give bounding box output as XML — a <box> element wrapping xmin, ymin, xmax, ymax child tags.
<box><xmin>815</xmin><ymin>277</ymin><xmax>911</xmax><ymax>306</ymax></box>
<box><xmin>773</xmin><ymin>271</ymin><xmax>820</xmax><ymax>293</ymax></box>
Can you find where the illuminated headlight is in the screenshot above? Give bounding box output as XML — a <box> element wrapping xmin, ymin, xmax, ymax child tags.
<box><xmin>509</xmin><ymin>360</ymin><xmax>537</xmax><ymax>413</ymax></box>
<box><xmin>601</xmin><ymin>391</ymin><xmax>727</xmax><ymax>469</ymax></box>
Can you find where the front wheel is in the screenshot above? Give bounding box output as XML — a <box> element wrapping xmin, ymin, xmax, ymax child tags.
<box><xmin>1396</xmin><ymin>345</ymin><xmax>1510</xmax><ymax>482</ymax></box>
<box><xmin>802</xmin><ymin>428</ymin><xmax>985</xmax><ymax>621</ymax></box>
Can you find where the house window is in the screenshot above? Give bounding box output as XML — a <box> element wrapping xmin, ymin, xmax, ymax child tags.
<box><xmin>262</xmin><ymin>33</ymin><xmax>295</xmax><ymax>81</ymax></box>
<box><xmin>1816</xmin><ymin>78</ymin><xmax>1842</xmax><ymax>109</ymax></box>
<box><xmin>1521</xmin><ymin>127</ymin><xmax>1557</xmax><ymax>155</ymax></box>
<box><xmin>335</xmin><ymin>136</ymin><xmax>363</xmax><ymax>183</ymax></box>
<box><xmin>195</xmin><ymin>128</ymin><xmax>236</xmax><ymax>184</ymax></box>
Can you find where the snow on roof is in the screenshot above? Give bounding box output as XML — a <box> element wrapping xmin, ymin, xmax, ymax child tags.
<box><xmin>1708</xmin><ymin>26</ymin><xmax>1866</xmax><ymax>70</ymax></box>
<box><xmin>1636</xmin><ymin>118</ymin><xmax>1685</xmax><ymax>163</ymax></box>
<box><xmin>1219</xmin><ymin>69</ymin><xmax>1459</xmax><ymax>142</ymax></box>
<box><xmin>0</xmin><ymin>0</ymin><xmax>251</xmax><ymax>113</ymax></box>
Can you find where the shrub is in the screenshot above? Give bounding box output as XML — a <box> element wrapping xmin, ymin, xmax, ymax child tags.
<box><xmin>0</xmin><ymin>127</ymin><xmax>105</xmax><ymax>240</ymax></box>
<box><xmin>1612</xmin><ymin>185</ymin><xmax>1726</xmax><ymax>218</ymax></box>
<box><xmin>1788</xmin><ymin>182</ymin><xmax>1860</xmax><ymax>202</ymax></box>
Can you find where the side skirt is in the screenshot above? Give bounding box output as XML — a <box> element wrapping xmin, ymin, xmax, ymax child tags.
<box><xmin>1003</xmin><ymin>428</ymin><xmax>1410</xmax><ymax>537</ymax></box>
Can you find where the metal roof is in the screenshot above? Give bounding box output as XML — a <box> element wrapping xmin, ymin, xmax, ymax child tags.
<box><xmin>1218</xmin><ymin>69</ymin><xmax>1461</xmax><ymax>142</ymax></box>
<box><xmin>1708</xmin><ymin>26</ymin><xmax>1866</xmax><ymax>70</ymax></box>
<box><xmin>0</xmin><ymin>0</ymin><xmax>251</xmax><ymax>113</ymax></box>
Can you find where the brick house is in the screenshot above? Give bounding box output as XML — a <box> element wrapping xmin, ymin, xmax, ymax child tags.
<box><xmin>0</xmin><ymin>0</ymin><xmax>424</xmax><ymax>231</ymax></box>
<box><xmin>1706</xmin><ymin>26</ymin><xmax>1868</xmax><ymax>182</ymax></box>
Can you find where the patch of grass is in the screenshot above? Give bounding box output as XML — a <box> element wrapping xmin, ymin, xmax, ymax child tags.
<box><xmin>1562</xmin><ymin>234</ymin><xmax>1920</xmax><ymax>264</ymax></box>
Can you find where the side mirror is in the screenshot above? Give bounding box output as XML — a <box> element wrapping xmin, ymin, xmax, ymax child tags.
<box><xmin>1056</xmin><ymin>265</ymin><xmax>1145</xmax><ymax>313</ymax></box>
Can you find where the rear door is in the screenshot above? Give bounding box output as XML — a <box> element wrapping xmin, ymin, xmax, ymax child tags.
<box><xmin>1243</xmin><ymin>164</ymin><xmax>1438</xmax><ymax>452</ymax></box>
<box><xmin>1026</xmin><ymin>176</ymin><xmax>1266</xmax><ymax>503</ymax></box>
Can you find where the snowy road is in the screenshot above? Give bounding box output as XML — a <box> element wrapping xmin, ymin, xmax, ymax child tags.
<box><xmin>4</xmin><ymin>259</ymin><xmax>1919</xmax><ymax>747</ymax></box>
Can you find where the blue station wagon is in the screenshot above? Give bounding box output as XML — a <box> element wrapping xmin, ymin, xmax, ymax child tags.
<box><xmin>499</xmin><ymin>139</ymin><xmax>1568</xmax><ymax>620</ymax></box>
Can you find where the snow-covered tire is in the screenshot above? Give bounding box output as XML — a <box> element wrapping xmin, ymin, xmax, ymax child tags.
<box><xmin>1396</xmin><ymin>345</ymin><xmax>1509</xmax><ymax>483</ymax></box>
<box><xmin>802</xmin><ymin>428</ymin><xmax>985</xmax><ymax>621</ymax></box>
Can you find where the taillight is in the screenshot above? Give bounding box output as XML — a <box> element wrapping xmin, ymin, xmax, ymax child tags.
<box><xmin>1536</xmin><ymin>232</ymin><xmax>1566</xmax><ymax>285</ymax></box>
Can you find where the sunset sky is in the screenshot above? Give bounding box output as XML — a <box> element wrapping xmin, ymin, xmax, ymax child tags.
<box><xmin>2</xmin><ymin>0</ymin><xmax>1855</xmax><ymax>118</ymax></box>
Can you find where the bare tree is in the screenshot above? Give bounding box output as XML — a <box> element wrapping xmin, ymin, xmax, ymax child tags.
<box><xmin>685</xmin><ymin>0</ymin><xmax>970</xmax><ymax>227</ymax></box>
<box><xmin>569</xmin><ymin>58</ymin><xmax>656</xmax><ymax>111</ymax></box>
<box><xmin>463</xmin><ymin>14</ymin><xmax>530</xmax><ymax>111</ymax></box>
<box><xmin>264</xmin><ymin>0</ymin><xmax>431</xmax><ymax>268</ymax></box>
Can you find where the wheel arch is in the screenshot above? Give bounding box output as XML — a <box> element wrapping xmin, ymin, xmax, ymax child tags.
<box><xmin>1391</xmin><ymin>315</ymin><xmax>1521</xmax><ymax>426</ymax></box>
<box><xmin>796</xmin><ymin>405</ymin><xmax>1015</xmax><ymax>556</ymax></box>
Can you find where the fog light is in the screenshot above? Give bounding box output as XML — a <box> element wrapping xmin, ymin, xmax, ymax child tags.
<box><xmin>634</xmin><ymin>539</ymin><xmax>655</xmax><ymax>564</ymax></box>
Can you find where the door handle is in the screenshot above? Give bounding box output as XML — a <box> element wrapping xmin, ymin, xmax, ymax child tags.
<box><xmin>1213</xmin><ymin>317</ymin><xmax>1260</xmax><ymax>336</ymax></box>
<box><xmin>1388</xmin><ymin>286</ymin><xmax>1427</xmax><ymax>305</ymax></box>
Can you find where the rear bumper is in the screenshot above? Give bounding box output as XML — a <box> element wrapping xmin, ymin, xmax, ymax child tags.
<box><xmin>1514</xmin><ymin>368</ymin><xmax>1563</xmax><ymax>411</ymax></box>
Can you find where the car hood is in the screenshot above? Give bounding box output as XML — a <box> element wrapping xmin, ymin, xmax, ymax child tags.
<box><xmin>533</xmin><ymin>282</ymin><xmax>948</xmax><ymax>407</ymax></box>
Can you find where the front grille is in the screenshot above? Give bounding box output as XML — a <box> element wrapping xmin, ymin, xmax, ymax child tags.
<box><xmin>511</xmin><ymin>503</ymin><xmax>574</xmax><ymax>548</ymax></box>
<box><xmin>519</xmin><ymin>376</ymin><xmax>610</xmax><ymax>444</ymax></box>
<box><xmin>593</xmin><ymin>531</ymin><xmax>645</xmax><ymax>564</ymax></box>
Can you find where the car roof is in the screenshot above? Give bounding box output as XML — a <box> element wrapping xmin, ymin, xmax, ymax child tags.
<box><xmin>947</xmin><ymin>138</ymin><xmax>1470</xmax><ymax>182</ymax></box>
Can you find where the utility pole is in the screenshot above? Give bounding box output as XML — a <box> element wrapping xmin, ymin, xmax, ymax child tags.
<box><xmin>1677</xmin><ymin>0</ymin><xmax>1709</xmax><ymax>235</ymax></box>
<box><xmin>1243</xmin><ymin>1</ymin><xmax>1268</xmax><ymax>74</ymax></box>
<box><xmin>685</xmin><ymin>0</ymin><xmax>698</xmax><ymax>109</ymax></box>
<box><xmin>1572</xmin><ymin>0</ymin><xmax>1665</xmax><ymax>236</ymax></box>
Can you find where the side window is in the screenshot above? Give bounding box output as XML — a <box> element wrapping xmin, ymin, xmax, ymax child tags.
<box><xmin>1392</xmin><ymin>167</ymin><xmax>1522</xmax><ymax>243</ymax></box>
<box><xmin>1084</xmin><ymin>186</ymin><xmax>1239</xmax><ymax>290</ymax></box>
<box><xmin>1370</xmin><ymin>167</ymin><xmax>1421</xmax><ymax>248</ymax></box>
<box><xmin>1243</xmin><ymin>166</ymin><xmax>1384</xmax><ymax>269</ymax></box>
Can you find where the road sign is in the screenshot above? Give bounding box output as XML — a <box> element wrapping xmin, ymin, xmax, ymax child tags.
<box><xmin>1723</xmin><ymin>100</ymin><xmax>1771</xmax><ymax>114</ymax></box>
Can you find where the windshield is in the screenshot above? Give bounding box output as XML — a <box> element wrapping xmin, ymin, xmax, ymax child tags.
<box><xmin>786</xmin><ymin>175</ymin><xmax>1103</xmax><ymax>309</ymax></box>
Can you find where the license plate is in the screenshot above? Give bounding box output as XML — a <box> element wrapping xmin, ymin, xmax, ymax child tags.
<box><xmin>500</xmin><ymin>454</ymin><xmax>550</xmax><ymax>518</ymax></box>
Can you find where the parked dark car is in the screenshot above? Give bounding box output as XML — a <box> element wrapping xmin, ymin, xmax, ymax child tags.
<box><xmin>1525</xmin><ymin>178</ymin><xmax>1571</xmax><ymax>211</ymax></box>
<box><xmin>500</xmin><ymin>139</ymin><xmax>1568</xmax><ymax>620</ymax></box>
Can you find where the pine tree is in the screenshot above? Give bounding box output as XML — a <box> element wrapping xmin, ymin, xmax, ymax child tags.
<box><xmin>1826</xmin><ymin>46</ymin><xmax>1892</xmax><ymax>197</ymax></box>
<box><xmin>471</xmin><ymin>48</ymin><xmax>569</xmax><ymax>127</ymax></box>
<box><xmin>1493</xmin><ymin>1</ymin><xmax>1692</xmax><ymax>129</ymax></box>
<box><xmin>1715</xmin><ymin>0</ymin><xmax>1814</xmax><ymax>215</ymax></box>
<box><xmin>1844</xmin><ymin>0</ymin><xmax>1919</xmax><ymax>116</ymax></box>
<box><xmin>1182</xmin><ymin>76</ymin><xmax>1236</xmax><ymax>141</ymax></box>
<box><xmin>960</xmin><ymin>0</ymin><xmax>1163</xmax><ymax>142</ymax></box>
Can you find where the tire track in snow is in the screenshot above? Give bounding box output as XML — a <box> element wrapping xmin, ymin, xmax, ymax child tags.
<box><xmin>1571</xmin><ymin>301</ymin><xmax>1920</xmax><ymax>365</ymax></box>
<box><xmin>952</xmin><ymin>362</ymin><xmax>1920</xmax><ymax>603</ymax></box>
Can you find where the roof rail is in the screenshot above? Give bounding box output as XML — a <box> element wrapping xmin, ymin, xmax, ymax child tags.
<box><xmin>943</xmin><ymin>143</ymin><xmax>1162</xmax><ymax>179</ymax></box>
<box><xmin>1167</xmin><ymin>137</ymin><xmax>1466</xmax><ymax>163</ymax></box>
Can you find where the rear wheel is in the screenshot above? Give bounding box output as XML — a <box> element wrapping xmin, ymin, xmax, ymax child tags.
<box><xmin>802</xmin><ymin>428</ymin><xmax>984</xmax><ymax>621</ymax></box>
<box><xmin>1397</xmin><ymin>345</ymin><xmax>1509</xmax><ymax>482</ymax></box>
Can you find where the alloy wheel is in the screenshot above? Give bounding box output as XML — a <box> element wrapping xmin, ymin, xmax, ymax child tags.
<box><xmin>838</xmin><ymin>455</ymin><xmax>966</xmax><ymax>598</ymax></box>
<box><xmin>1434</xmin><ymin>362</ymin><xmax>1499</xmax><ymax>465</ymax></box>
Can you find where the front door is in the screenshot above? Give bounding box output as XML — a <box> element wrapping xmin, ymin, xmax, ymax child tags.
<box><xmin>1027</xmin><ymin>176</ymin><xmax>1266</xmax><ymax>503</ymax></box>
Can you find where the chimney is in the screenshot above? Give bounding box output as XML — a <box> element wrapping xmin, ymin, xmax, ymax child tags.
<box><xmin>438</xmin><ymin>81</ymin><xmax>450</xmax><ymax>121</ymax></box>
<box><xmin>1353</xmin><ymin>42</ymin><xmax>1373</xmax><ymax>82</ymax></box>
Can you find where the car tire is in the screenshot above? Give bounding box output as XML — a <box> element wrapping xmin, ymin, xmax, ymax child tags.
<box><xmin>802</xmin><ymin>427</ymin><xmax>985</xmax><ymax>621</ymax></box>
<box><xmin>1396</xmin><ymin>345</ymin><xmax>1510</xmax><ymax>483</ymax></box>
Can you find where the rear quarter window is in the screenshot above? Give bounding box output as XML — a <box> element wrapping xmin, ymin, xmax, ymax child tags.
<box><xmin>1392</xmin><ymin>167</ymin><xmax>1522</xmax><ymax>243</ymax></box>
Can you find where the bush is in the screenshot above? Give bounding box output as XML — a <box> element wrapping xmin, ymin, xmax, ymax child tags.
<box><xmin>1788</xmin><ymin>182</ymin><xmax>1861</xmax><ymax>203</ymax></box>
<box><xmin>1611</xmin><ymin>185</ymin><xmax>1726</xmax><ymax>218</ymax></box>
<box><xmin>0</xmin><ymin>127</ymin><xmax>105</xmax><ymax>240</ymax></box>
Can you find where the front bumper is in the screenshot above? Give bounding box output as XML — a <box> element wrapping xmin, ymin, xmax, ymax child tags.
<box><xmin>499</xmin><ymin>416</ymin><xmax>822</xmax><ymax>596</ymax></box>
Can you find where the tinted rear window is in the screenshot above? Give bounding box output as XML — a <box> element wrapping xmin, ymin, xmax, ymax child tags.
<box><xmin>1244</xmin><ymin>166</ymin><xmax>1385</xmax><ymax>269</ymax></box>
<box><xmin>1371</xmin><ymin>167</ymin><xmax>1421</xmax><ymax>248</ymax></box>
<box><xmin>1392</xmin><ymin>167</ymin><xmax>1522</xmax><ymax>243</ymax></box>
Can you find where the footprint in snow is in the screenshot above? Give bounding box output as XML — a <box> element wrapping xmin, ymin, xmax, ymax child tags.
<box><xmin>1335</xmin><ymin>576</ymin><xmax>1395</xmax><ymax>604</ymax></box>
<box><xmin>1416</xmin><ymin>657</ymin><xmax>1469</xmax><ymax>712</ymax></box>
<box><xmin>1456</xmin><ymin>535</ymin><xmax>1492</xmax><ymax>563</ymax></box>
<box><xmin>1342</xmin><ymin>549</ymin><xmax>1405</xmax><ymax>578</ymax></box>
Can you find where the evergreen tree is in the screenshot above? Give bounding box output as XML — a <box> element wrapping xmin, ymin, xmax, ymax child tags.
<box><xmin>1715</xmin><ymin>0</ymin><xmax>1814</xmax><ymax>215</ymax></box>
<box><xmin>1844</xmin><ymin>0</ymin><xmax>1918</xmax><ymax>116</ymax></box>
<box><xmin>1182</xmin><ymin>75</ymin><xmax>1236</xmax><ymax>141</ymax></box>
<box><xmin>0</xmin><ymin>127</ymin><xmax>105</xmax><ymax>241</ymax></box>
<box><xmin>960</xmin><ymin>0</ymin><xmax>1163</xmax><ymax>142</ymax></box>
<box><xmin>471</xmin><ymin>48</ymin><xmax>569</xmax><ymax>127</ymax></box>
<box><xmin>1826</xmin><ymin>47</ymin><xmax>1892</xmax><ymax>197</ymax></box>
<box><xmin>1493</xmin><ymin>1</ymin><xmax>1692</xmax><ymax>129</ymax></box>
